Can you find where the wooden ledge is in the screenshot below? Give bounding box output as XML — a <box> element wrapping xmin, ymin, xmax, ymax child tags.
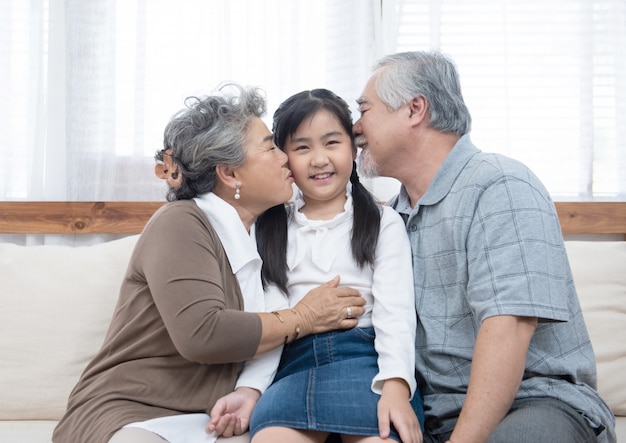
<box><xmin>554</xmin><ymin>202</ymin><xmax>626</xmax><ymax>235</ymax></box>
<box><xmin>1</xmin><ymin>201</ymin><xmax>625</xmax><ymax>236</ymax></box>
<box><xmin>0</xmin><ymin>201</ymin><xmax>165</xmax><ymax>234</ymax></box>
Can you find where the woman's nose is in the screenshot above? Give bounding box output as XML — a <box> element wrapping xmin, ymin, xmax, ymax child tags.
<box><xmin>277</xmin><ymin>148</ymin><xmax>288</xmax><ymax>165</ymax></box>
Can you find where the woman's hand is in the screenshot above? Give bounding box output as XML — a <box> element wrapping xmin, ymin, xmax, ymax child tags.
<box><xmin>294</xmin><ymin>275</ymin><xmax>365</xmax><ymax>335</ymax></box>
<box><xmin>206</xmin><ymin>387</ymin><xmax>260</xmax><ymax>437</ymax></box>
<box><xmin>378</xmin><ymin>378</ymin><xmax>423</xmax><ymax>443</ymax></box>
<box><xmin>256</xmin><ymin>276</ymin><xmax>365</xmax><ymax>355</ymax></box>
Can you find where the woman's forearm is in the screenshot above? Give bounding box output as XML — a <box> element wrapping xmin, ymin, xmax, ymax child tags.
<box><xmin>256</xmin><ymin>309</ymin><xmax>302</xmax><ymax>355</ymax></box>
<box><xmin>255</xmin><ymin>277</ymin><xmax>365</xmax><ymax>355</ymax></box>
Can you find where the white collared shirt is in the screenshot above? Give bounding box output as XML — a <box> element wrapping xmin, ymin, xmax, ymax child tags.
<box><xmin>237</xmin><ymin>188</ymin><xmax>417</xmax><ymax>398</ymax></box>
<box><xmin>124</xmin><ymin>193</ymin><xmax>269</xmax><ymax>442</ymax></box>
<box><xmin>196</xmin><ymin>193</ymin><xmax>288</xmax><ymax>393</ymax></box>
<box><xmin>194</xmin><ymin>192</ymin><xmax>264</xmax><ymax>313</ymax></box>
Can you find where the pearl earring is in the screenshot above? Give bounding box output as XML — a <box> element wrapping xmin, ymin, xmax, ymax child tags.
<box><xmin>234</xmin><ymin>181</ymin><xmax>241</xmax><ymax>200</ymax></box>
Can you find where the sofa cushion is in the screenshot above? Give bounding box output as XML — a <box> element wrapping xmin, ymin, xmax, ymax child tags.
<box><xmin>565</xmin><ymin>240</ymin><xmax>626</xmax><ymax>416</ymax></box>
<box><xmin>0</xmin><ymin>420</ymin><xmax>58</xmax><ymax>443</ymax></box>
<box><xmin>0</xmin><ymin>235</ymin><xmax>139</xmax><ymax>420</ymax></box>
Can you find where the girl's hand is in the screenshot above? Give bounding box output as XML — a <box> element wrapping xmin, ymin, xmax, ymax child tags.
<box><xmin>206</xmin><ymin>387</ymin><xmax>260</xmax><ymax>437</ymax></box>
<box><xmin>378</xmin><ymin>378</ymin><xmax>423</xmax><ymax>443</ymax></box>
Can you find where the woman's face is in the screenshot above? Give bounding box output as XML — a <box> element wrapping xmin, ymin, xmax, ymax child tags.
<box><xmin>235</xmin><ymin>117</ymin><xmax>294</xmax><ymax>215</ymax></box>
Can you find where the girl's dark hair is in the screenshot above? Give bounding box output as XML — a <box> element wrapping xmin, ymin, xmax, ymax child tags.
<box><xmin>256</xmin><ymin>89</ymin><xmax>381</xmax><ymax>295</ymax></box>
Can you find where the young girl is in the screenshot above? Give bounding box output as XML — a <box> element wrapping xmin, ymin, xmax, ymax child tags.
<box><xmin>209</xmin><ymin>89</ymin><xmax>424</xmax><ymax>443</ymax></box>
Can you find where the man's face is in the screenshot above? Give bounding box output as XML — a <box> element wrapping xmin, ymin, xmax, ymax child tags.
<box><xmin>353</xmin><ymin>73</ymin><xmax>400</xmax><ymax>178</ymax></box>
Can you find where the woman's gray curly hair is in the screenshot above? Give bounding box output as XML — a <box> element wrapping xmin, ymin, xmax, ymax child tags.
<box><xmin>156</xmin><ymin>83</ymin><xmax>267</xmax><ymax>201</ymax></box>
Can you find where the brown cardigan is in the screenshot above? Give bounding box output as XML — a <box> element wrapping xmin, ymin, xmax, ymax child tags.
<box><xmin>53</xmin><ymin>200</ymin><xmax>263</xmax><ymax>443</ymax></box>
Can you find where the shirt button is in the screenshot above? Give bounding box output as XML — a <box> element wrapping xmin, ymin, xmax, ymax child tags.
<box><xmin>410</xmin><ymin>225</ymin><xmax>417</xmax><ymax>232</ymax></box>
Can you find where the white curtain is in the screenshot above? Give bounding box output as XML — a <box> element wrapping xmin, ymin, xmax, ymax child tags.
<box><xmin>1</xmin><ymin>0</ymin><xmax>377</xmax><ymax>202</ymax></box>
<box><xmin>1</xmin><ymin>0</ymin><xmax>625</xmax><ymax>206</ymax></box>
<box><xmin>370</xmin><ymin>0</ymin><xmax>626</xmax><ymax>201</ymax></box>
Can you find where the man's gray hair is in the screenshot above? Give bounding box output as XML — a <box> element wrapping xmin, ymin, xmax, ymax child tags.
<box><xmin>373</xmin><ymin>51</ymin><xmax>471</xmax><ymax>135</ymax></box>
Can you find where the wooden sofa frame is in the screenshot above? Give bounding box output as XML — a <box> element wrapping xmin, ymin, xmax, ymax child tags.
<box><xmin>1</xmin><ymin>201</ymin><xmax>626</xmax><ymax>237</ymax></box>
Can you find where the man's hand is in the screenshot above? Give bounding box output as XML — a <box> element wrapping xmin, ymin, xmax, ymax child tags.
<box><xmin>206</xmin><ymin>387</ymin><xmax>260</xmax><ymax>437</ymax></box>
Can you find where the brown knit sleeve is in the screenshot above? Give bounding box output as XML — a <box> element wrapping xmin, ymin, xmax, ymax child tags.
<box><xmin>134</xmin><ymin>200</ymin><xmax>263</xmax><ymax>364</ymax></box>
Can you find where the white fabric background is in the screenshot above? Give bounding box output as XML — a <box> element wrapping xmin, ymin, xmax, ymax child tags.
<box><xmin>1</xmin><ymin>0</ymin><xmax>625</xmax><ymax>243</ymax></box>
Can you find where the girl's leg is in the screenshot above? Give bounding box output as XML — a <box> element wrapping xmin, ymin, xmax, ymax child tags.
<box><xmin>342</xmin><ymin>435</ymin><xmax>403</xmax><ymax>443</ymax></box>
<box><xmin>252</xmin><ymin>426</ymin><xmax>330</xmax><ymax>443</ymax></box>
<box><xmin>216</xmin><ymin>433</ymin><xmax>250</xmax><ymax>442</ymax></box>
<box><xmin>109</xmin><ymin>427</ymin><xmax>250</xmax><ymax>443</ymax></box>
<box><xmin>108</xmin><ymin>427</ymin><xmax>168</xmax><ymax>443</ymax></box>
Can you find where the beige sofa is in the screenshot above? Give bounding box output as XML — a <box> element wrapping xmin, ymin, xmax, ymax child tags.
<box><xmin>1</xmin><ymin>208</ymin><xmax>625</xmax><ymax>442</ymax></box>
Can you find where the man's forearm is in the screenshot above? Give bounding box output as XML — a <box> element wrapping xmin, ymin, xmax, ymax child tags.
<box><xmin>447</xmin><ymin>315</ymin><xmax>537</xmax><ymax>443</ymax></box>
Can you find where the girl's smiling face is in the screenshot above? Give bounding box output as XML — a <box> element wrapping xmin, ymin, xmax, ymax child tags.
<box><xmin>284</xmin><ymin>109</ymin><xmax>356</xmax><ymax>219</ymax></box>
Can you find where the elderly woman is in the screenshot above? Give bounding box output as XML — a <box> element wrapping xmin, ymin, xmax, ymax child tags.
<box><xmin>52</xmin><ymin>85</ymin><xmax>364</xmax><ymax>443</ymax></box>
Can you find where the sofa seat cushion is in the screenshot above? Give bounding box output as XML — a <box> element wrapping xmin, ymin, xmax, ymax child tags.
<box><xmin>0</xmin><ymin>420</ymin><xmax>58</xmax><ymax>443</ymax></box>
<box><xmin>565</xmin><ymin>241</ymin><xmax>626</xmax><ymax>417</ymax></box>
<box><xmin>0</xmin><ymin>235</ymin><xmax>139</xmax><ymax>421</ymax></box>
<box><xmin>617</xmin><ymin>417</ymin><xmax>626</xmax><ymax>443</ymax></box>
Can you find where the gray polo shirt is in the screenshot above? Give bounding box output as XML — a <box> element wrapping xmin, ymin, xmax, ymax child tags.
<box><xmin>392</xmin><ymin>135</ymin><xmax>615</xmax><ymax>442</ymax></box>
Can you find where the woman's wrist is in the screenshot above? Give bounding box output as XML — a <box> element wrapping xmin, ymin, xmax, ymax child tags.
<box><xmin>288</xmin><ymin>309</ymin><xmax>300</xmax><ymax>343</ymax></box>
<box><xmin>270</xmin><ymin>309</ymin><xmax>300</xmax><ymax>344</ymax></box>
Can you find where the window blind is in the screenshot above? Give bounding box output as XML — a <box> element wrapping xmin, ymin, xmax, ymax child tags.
<box><xmin>384</xmin><ymin>0</ymin><xmax>625</xmax><ymax>199</ymax></box>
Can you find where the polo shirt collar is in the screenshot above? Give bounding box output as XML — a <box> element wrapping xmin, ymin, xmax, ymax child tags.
<box><xmin>396</xmin><ymin>134</ymin><xmax>479</xmax><ymax>210</ymax></box>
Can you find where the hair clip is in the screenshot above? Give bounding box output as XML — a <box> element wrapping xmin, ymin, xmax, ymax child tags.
<box><xmin>155</xmin><ymin>148</ymin><xmax>183</xmax><ymax>187</ymax></box>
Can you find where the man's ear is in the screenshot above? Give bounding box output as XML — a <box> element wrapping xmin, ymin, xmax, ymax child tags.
<box><xmin>408</xmin><ymin>95</ymin><xmax>428</xmax><ymax>126</ymax></box>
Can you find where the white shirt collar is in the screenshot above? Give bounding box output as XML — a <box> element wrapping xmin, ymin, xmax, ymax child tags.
<box><xmin>288</xmin><ymin>186</ymin><xmax>353</xmax><ymax>272</ymax></box>
<box><xmin>193</xmin><ymin>193</ymin><xmax>264</xmax><ymax>312</ymax></box>
<box><xmin>193</xmin><ymin>193</ymin><xmax>261</xmax><ymax>275</ymax></box>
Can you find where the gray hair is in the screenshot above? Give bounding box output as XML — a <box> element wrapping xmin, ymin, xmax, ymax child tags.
<box><xmin>158</xmin><ymin>84</ymin><xmax>267</xmax><ymax>201</ymax></box>
<box><xmin>373</xmin><ymin>51</ymin><xmax>471</xmax><ymax>135</ymax></box>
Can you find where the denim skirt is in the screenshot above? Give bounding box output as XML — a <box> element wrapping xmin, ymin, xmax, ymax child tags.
<box><xmin>249</xmin><ymin>327</ymin><xmax>424</xmax><ymax>441</ymax></box>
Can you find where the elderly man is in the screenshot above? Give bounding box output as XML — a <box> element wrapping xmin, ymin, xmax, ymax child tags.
<box><xmin>353</xmin><ymin>50</ymin><xmax>615</xmax><ymax>443</ymax></box>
